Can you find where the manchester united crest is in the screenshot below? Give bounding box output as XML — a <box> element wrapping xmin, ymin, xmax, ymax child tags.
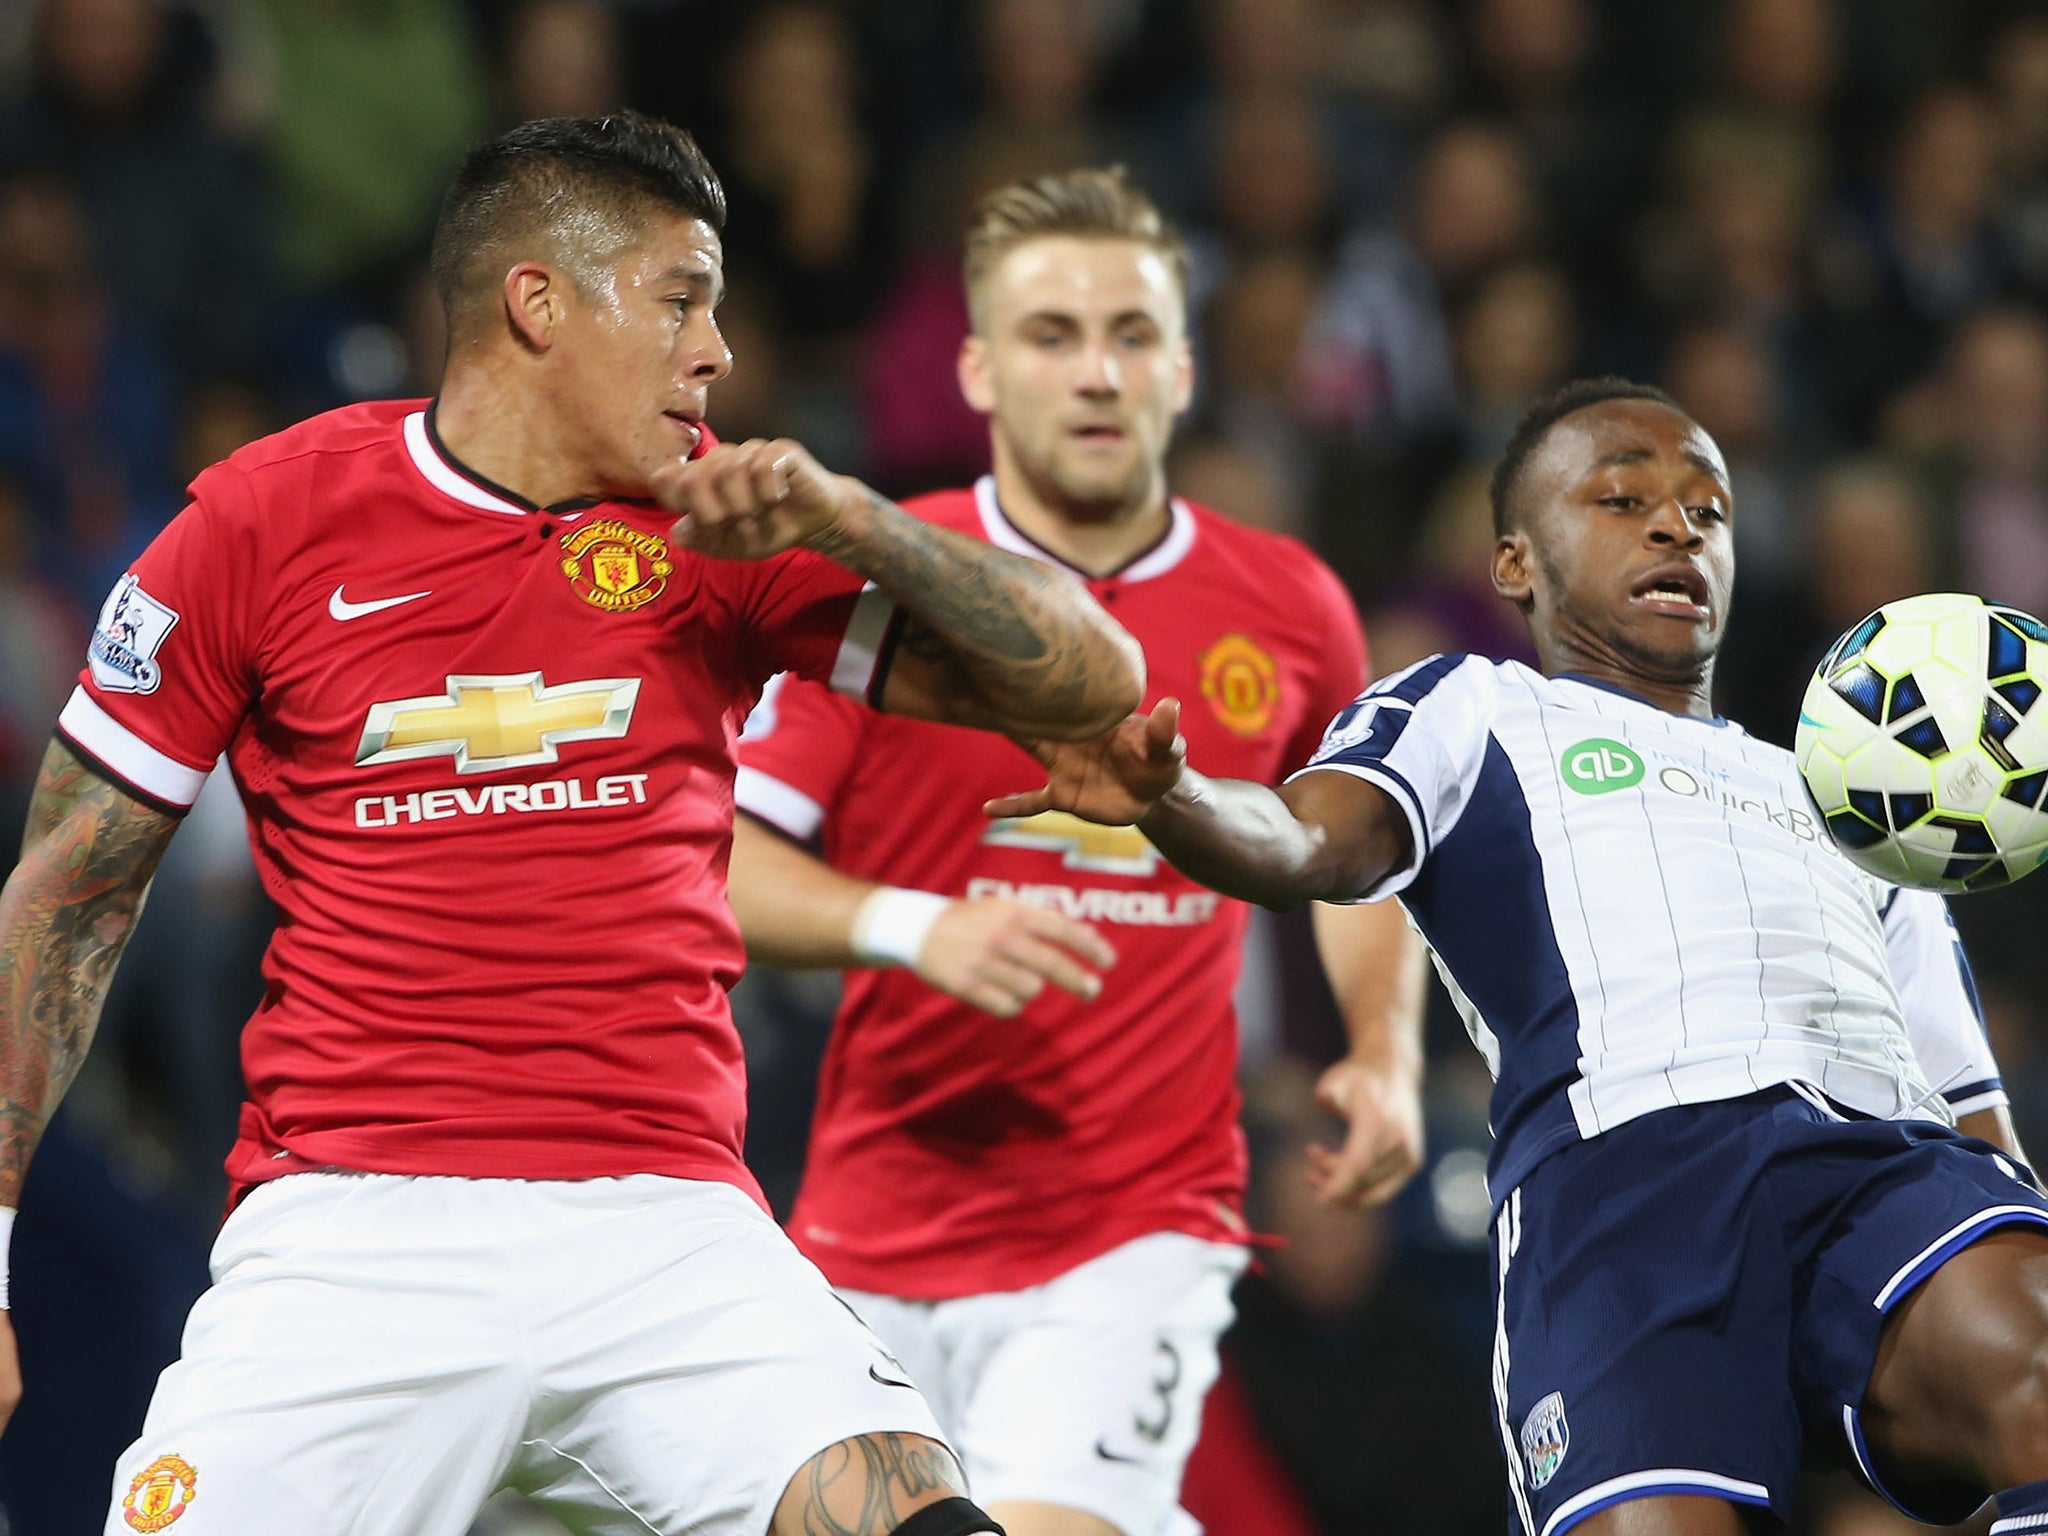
<box><xmin>123</xmin><ymin>1453</ymin><xmax>198</xmax><ymax>1532</ymax></box>
<box><xmin>1199</xmin><ymin>633</ymin><xmax>1280</xmax><ymax>736</ymax></box>
<box><xmin>560</xmin><ymin>520</ymin><xmax>674</xmax><ymax>613</ymax></box>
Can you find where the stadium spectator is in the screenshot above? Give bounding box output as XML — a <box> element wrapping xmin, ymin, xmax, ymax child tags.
<box><xmin>240</xmin><ymin>0</ymin><xmax>487</xmax><ymax>293</ymax></box>
<box><xmin>0</xmin><ymin>470</ymin><xmax>81</xmax><ymax>827</ymax></box>
<box><xmin>498</xmin><ymin>0</ymin><xmax>621</xmax><ymax>125</ymax></box>
<box><xmin>0</xmin><ymin>167</ymin><xmax>179</xmax><ymax>609</ymax></box>
<box><xmin>1452</xmin><ymin>258</ymin><xmax>1577</xmax><ymax>458</ymax></box>
<box><xmin>0</xmin><ymin>0</ymin><xmax>275</xmax><ymax>381</ymax></box>
<box><xmin>1828</xmin><ymin>84</ymin><xmax>2014</xmax><ymax>431</ymax></box>
<box><xmin>719</xmin><ymin>4</ymin><xmax>891</xmax><ymax>348</ymax></box>
<box><xmin>1720</xmin><ymin>0</ymin><xmax>1842</xmax><ymax>130</ymax></box>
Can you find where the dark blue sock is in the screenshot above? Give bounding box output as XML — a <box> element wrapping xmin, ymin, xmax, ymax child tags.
<box><xmin>1994</xmin><ymin>1478</ymin><xmax>2048</xmax><ymax>1533</ymax></box>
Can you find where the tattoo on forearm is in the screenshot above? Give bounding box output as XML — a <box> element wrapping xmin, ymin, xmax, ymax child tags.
<box><xmin>789</xmin><ymin>1432</ymin><xmax>964</xmax><ymax>1536</ymax></box>
<box><xmin>812</xmin><ymin>488</ymin><xmax>1130</xmax><ymax>734</ymax></box>
<box><xmin>0</xmin><ymin>741</ymin><xmax>177</xmax><ymax>1205</ymax></box>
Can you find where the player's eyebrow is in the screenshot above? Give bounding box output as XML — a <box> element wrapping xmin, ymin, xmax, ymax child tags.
<box><xmin>1595</xmin><ymin>447</ymin><xmax>1655</xmax><ymax>468</ymax></box>
<box><xmin>1596</xmin><ymin>445</ymin><xmax>1729</xmax><ymax>486</ymax></box>
<box><xmin>658</xmin><ymin>263</ymin><xmax>725</xmax><ymax>305</ymax></box>
<box><xmin>1018</xmin><ymin>308</ymin><xmax>1163</xmax><ymax>331</ymax></box>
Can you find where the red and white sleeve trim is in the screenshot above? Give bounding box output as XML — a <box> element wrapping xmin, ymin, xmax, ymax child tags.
<box><xmin>56</xmin><ymin>687</ymin><xmax>210</xmax><ymax>809</ymax></box>
<box><xmin>734</xmin><ymin>766</ymin><xmax>826</xmax><ymax>841</ymax></box>
<box><xmin>829</xmin><ymin>584</ymin><xmax>899</xmax><ymax>702</ymax></box>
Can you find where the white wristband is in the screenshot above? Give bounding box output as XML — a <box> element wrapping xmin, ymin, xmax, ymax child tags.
<box><xmin>0</xmin><ymin>1206</ymin><xmax>15</xmax><ymax>1309</ymax></box>
<box><xmin>850</xmin><ymin>887</ymin><xmax>950</xmax><ymax>969</ymax></box>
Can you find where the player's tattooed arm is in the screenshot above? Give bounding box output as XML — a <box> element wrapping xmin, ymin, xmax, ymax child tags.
<box><xmin>772</xmin><ymin>1432</ymin><xmax>970</xmax><ymax>1536</ymax></box>
<box><xmin>988</xmin><ymin>699</ymin><xmax>1413</xmax><ymax>909</ymax></box>
<box><xmin>815</xmin><ymin>485</ymin><xmax>1143</xmax><ymax>741</ymax></box>
<box><xmin>0</xmin><ymin>739</ymin><xmax>178</xmax><ymax>1207</ymax></box>
<box><xmin>657</xmin><ymin>439</ymin><xmax>1142</xmax><ymax>739</ymax></box>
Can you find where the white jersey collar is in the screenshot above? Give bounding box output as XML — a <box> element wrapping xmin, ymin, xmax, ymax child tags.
<box><xmin>403</xmin><ymin>409</ymin><xmax>598</xmax><ymax>521</ymax></box>
<box><xmin>972</xmin><ymin>476</ymin><xmax>1196</xmax><ymax>583</ymax></box>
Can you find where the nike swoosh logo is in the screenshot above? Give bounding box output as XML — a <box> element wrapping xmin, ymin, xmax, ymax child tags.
<box><xmin>1094</xmin><ymin>1438</ymin><xmax>1146</xmax><ymax>1465</ymax></box>
<box><xmin>868</xmin><ymin>1364</ymin><xmax>918</xmax><ymax>1391</ymax></box>
<box><xmin>329</xmin><ymin>585</ymin><xmax>433</xmax><ymax>621</ymax></box>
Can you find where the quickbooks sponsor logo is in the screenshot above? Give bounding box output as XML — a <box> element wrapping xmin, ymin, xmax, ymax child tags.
<box><xmin>1560</xmin><ymin>738</ymin><xmax>1644</xmax><ymax>794</ymax></box>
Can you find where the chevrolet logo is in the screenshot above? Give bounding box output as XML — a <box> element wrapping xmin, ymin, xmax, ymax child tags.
<box><xmin>356</xmin><ymin>672</ymin><xmax>640</xmax><ymax>775</ymax></box>
<box><xmin>981</xmin><ymin>810</ymin><xmax>1162</xmax><ymax>876</ymax></box>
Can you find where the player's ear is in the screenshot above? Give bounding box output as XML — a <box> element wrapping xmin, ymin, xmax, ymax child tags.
<box><xmin>958</xmin><ymin>334</ymin><xmax>995</xmax><ymax>415</ymax></box>
<box><xmin>1170</xmin><ymin>333</ymin><xmax>1195</xmax><ymax>415</ymax></box>
<box><xmin>1493</xmin><ymin>529</ymin><xmax>1535</xmax><ymax>607</ymax></box>
<box><xmin>504</xmin><ymin>262</ymin><xmax>561</xmax><ymax>351</ymax></box>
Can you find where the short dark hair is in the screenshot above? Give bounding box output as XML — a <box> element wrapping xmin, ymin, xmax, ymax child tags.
<box><xmin>430</xmin><ymin>111</ymin><xmax>726</xmax><ymax>330</ymax></box>
<box><xmin>1490</xmin><ymin>377</ymin><xmax>1687</xmax><ymax>536</ymax></box>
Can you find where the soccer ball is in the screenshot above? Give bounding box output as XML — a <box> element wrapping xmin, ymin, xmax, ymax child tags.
<box><xmin>1796</xmin><ymin>593</ymin><xmax>2048</xmax><ymax>892</ymax></box>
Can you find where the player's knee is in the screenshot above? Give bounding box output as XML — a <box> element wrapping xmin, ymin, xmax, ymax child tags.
<box><xmin>888</xmin><ymin>1495</ymin><xmax>1006</xmax><ymax>1536</ymax></box>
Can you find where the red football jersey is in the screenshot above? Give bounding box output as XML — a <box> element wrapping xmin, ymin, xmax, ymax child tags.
<box><xmin>737</xmin><ymin>480</ymin><xmax>1369</xmax><ymax>1296</ymax></box>
<box><xmin>59</xmin><ymin>400</ymin><xmax>898</xmax><ymax>1205</ymax></box>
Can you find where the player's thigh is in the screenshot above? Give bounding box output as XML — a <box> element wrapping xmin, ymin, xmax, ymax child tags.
<box><xmin>984</xmin><ymin>1500</ymin><xmax>1126</xmax><ymax>1536</ymax></box>
<box><xmin>1786</xmin><ymin>1121</ymin><xmax>2048</xmax><ymax>1509</ymax></box>
<box><xmin>1862</xmin><ymin>1227</ymin><xmax>2048</xmax><ymax>1490</ymax></box>
<box><xmin>1567</xmin><ymin>1496</ymin><xmax>1753</xmax><ymax>1536</ymax></box>
<box><xmin>515</xmin><ymin>1182</ymin><xmax>950</xmax><ymax>1536</ymax></box>
<box><xmin>957</xmin><ymin>1233</ymin><xmax>1247</xmax><ymax>1536</ymax></box>
<box><xmin>837</xmin><ymin>1287</ymin><xmax>958</xmax><ymax>1433</ymax></box>
<box><xmin>106</xmin><ymin>1174</ymin><xmax>525</xmax><ymax>1536</ymax></box>
<box><xmin>1491</xmin><ymin>1101</ymin><xmax>1809</xmax><ymax>1536</ymax></box>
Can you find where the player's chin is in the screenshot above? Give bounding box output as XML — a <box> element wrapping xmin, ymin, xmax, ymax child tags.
<box><xmin>1051</xmin><ymin>457</ymin><xmax>1146</xmax><ymax>513</ymax></box>
<box><xmin>1615</xmin><ymin>614</ymin><xmax>1720</xmax><ymax>674</ymax></box>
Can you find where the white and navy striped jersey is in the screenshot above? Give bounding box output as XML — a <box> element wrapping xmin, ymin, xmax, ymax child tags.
<box><xmin>1298</xmin><ymin>654</ymin><xmax>2005</xmax><ymax>1201</ymax></box>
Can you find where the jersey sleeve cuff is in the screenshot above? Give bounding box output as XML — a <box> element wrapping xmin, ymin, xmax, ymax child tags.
<box><xmin>1946</xmin><ymin>1078</ymin><xmax>2008</xmax><ymax>1118</ymax></box>
<box><xmin>56</xmin><ymin>687</ymin><xmax>208</xmax><ymax>812</ymax></box>
<box><xmin>734</xmin><ymin>766</ymin><xmax>825</xmax><ymax>841</ymax></box>
<box><xmin>828</xmin><ymin>584</ymin><xmax>900</xmax><ymax>704</ymax></box>
<box><xmin>1282</xmin><ymin>759</ymin><xmax>1427</xmax><ymax>901</ymax></box>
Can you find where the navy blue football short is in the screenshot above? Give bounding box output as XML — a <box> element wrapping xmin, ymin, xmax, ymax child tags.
<box><xmin>1490</xmin><ymin>1084</ymin><xmax>2048</xmax><ymax>1535</ymax></box>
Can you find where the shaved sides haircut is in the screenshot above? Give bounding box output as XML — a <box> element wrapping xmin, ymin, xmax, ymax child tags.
<box><xmin>430</xmin><ymin>110</ymin><xmax>727</xmax><ymax>335</ymax></box>
<box><xmin>1491</xmin><ymin>377</ymin><xmax>1686</xmax><ymax>535</ymax></box>
<box><xmin>963</xmin><ymin>166</ymin><xmax>1190</xmax><ymax>333</ymax></box>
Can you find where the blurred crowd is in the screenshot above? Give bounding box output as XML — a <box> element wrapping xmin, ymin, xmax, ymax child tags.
<box><xmin>3</xmin><ymin>0</ymin><xmax>2048</xmax><ymax>1531</ymax></box>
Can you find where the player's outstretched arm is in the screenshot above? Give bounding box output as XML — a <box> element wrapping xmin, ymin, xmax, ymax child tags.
<box><xmin>1306</xmin><ymin>901</ymin><xmax>1428</xmax><ymax>1210</ymax></box>
<box><xmin>988</xmin><ymin>700</ymin><xmax>1413</xmax><ymax>910</ymax></box>
<box><xmin>0</xmin><ymin>738</ymin><xmax>178</xmax><ymax>1429</ymax></box>
<box><xmin>729</xmin><ymin>815</ymin><xmax>1114</xmax><ymax>1018</ymax></box>
<box><xmin>654</xmin><ymin>440</ymin><xmax>1142</xmax><ymax>740</ymax></box>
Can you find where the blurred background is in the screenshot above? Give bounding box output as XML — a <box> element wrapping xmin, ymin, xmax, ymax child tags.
<box><xmin>0</xmin><ymin>0</ymin><xmax>2045</xmax><ymax>1530</ymax></box>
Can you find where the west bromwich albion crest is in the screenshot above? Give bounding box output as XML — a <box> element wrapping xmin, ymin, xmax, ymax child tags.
<box><xmin>1521</xmin><ymin>1392</ymin><xmax>1569</xmax><ymax>1489</ymax></box>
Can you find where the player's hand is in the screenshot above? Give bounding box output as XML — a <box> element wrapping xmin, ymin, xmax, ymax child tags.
<box><xmin>985</xmin><ymin>699</ymin><xmax>1187</xmax><ymax>827</ymax></box>
<box><xmin>915</xmin><ymin>897</ymin><xmax>1117</xmax><ymax>1018</ymax></box>
<box><xmin>654</xmin><ymin>438</ymin><xmax>856</xmax><ymax>561</ymax></box>
<box><xmin>1307</xmin><ymin>1057</ymin><xmax>1425</xmax><ymax>1209</ymax></box>
<box><xmin>0</xmin><ymin>1311</ymin><xmax>21</xmax><ymax>1435</ymax></box>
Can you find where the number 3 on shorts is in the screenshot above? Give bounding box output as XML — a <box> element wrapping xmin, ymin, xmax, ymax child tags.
<box><xmin>1133</xmin><ymin>1338</ymin><xmax>1182</xmax><ymax>1443</ymax></box>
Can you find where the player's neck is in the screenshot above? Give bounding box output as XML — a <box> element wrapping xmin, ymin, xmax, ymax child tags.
<box><xmin>432</xmin><ymin>367</ymin><xmax>606</xmax><ymax>510</ymax></box>
<box><xmin>1539</xmin><ymin>642</ymin><xmax>1718</xmax><ymax>720</ymax></box>
<box><xmin>989</xmin><ymin>464</ymin><xmax>1171</xmax><ymax>580</ymax></box>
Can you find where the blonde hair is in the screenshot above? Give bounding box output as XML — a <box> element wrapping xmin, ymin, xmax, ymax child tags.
<box><xmin>963</xmin><ymin>166</ymin><xmax>1190</xmax><ymax>332</ymax></box>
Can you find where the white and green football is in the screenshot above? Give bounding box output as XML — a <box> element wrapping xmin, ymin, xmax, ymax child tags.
<box><xmin>1796</xmin><ymin>592</ymin><xmax>2048</xmax><ymax>892</ymax></box>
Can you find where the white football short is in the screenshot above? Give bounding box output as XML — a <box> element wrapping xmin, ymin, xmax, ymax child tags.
<box><xmin>840</xmin><ymin>1232</ymin><xmax>1247</xmax><ymax>1536</ymax></box>
<box><xmin>103</xmin><ymin>1171</ymin><xmax>944</xmax><ymax>1536</ymax></box>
